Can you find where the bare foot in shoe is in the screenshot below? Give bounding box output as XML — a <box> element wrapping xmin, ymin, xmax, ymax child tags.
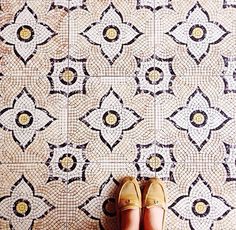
<box><xmin>142</xmin><ymin>178</ymin><xmax>166</xmax><ymax>230</ymax></box>
<box><xmin>121</xmin><ymin>209</ymin><xmax>140</xmax><ymax>230</ymax></box>
<box><xmin>143</xmin><ymin>206</ymin><xmax>164</xmax><ymax>230</ymax></box>
<box><xmin>116</xmin><ymin>177</ymin><xmax>142</xmax><ymax>230</ymax></box>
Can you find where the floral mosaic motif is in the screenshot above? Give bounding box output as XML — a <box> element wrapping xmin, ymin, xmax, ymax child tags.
<box><xmin>136</xmin><ymin>0</ymin><xmax>173</xmax><ymax>11</ymax></box>
<box><xmin>223</xmin><ymin>0</ymin><xmax>236</xmax><ymax>8</ymax></box>
<box><xmin>167</xmin><ymin>87</ymin><xmax>231</xmax><ymax>151</ymax></box>
<box><xmin>169</xmin><ymin>175</ymin><xmax>234</xmax><ymax>230</ymax></box>
<box><xmin>0</xmin><ymin>88</ymin><xmax>56</xmax><ymax>151</ymax></box>
<box><xmin>79</xmin><ymin>175</ymin><xmax>118</xmax><ymax>229</ymax></box>
<box><xmin>79</xmin><ymin>88</ymin><xmax>143</xmax><ymax>151</ymax></box>
<box><xmin>166</xmin><ymin>2</ymin><xmax>230</xmax><ymax>64</ymax></box>
<box><xmin>0</xmin><ymin>175</ymin><xmax>55</xmax><ymax>230</ymax></box>
<box><xmin>46</xmin><ymin>142</ymin><xmax>89</xmax><ymax>184</ymax></box>
<box><xmin>0</xmin><ymin>3</ymin><xmax>57</xmax><ymax>65</ymax></box>
<box><xmin>48</xmin><ymin>56</ymin><xmax>89</xmax><ymax>96</ymax></box>
<box><xmin>223</xmin><ymin>143</ymin><xmax>236</xmax><ymax>182</ymax></box>
<box><xmin>80</xmin><ymin>3</ymin><xmax>143</xmax><ymax>65</ymax></box>
<box><xmin>135</xmin><ymin>141</ymin><xmax>176</xmax><ymax>181</ymax></box>
<box><xmin>135</xmin><ymin>55</ymin><xmax>175</xmax><ymax>96</ymax></box>
<box><xmin>221</xmin><ymin>56</ymin><xmax>236</xmax><ymax>93</ymax></box>
<box><xmin>50</xmin><ymin>0</ymin><xmax>87</xmax><ymax>11</ymax></box>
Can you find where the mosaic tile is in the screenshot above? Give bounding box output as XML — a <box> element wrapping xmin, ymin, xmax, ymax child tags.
<box><xmin>166</xmin><ymin>163</ymin><xmax>236</xmax><ymax>230</ymax></box>
<box><xmin>0</xmin><ymin>163</ymin><xmax>68</xmax><ymax>230</ymax></box>
<box><xmin>0</xmin><ymin>76</ymin><xmax>67</xmax><ymax>163</ymax></box>
<box><xmin>68</xmin><ymin>76</ymin><xmax>155</xmax><ymax>162</ymax></box>
<box><xmin>0</xmin><ymin>0</ymin><xmax>69</xmax><ymax>77</ymax></box>
<box><xmin>69</xmin><ymin>0</ymin><xmax>155</xmax><ymax>77</ymax></box>
<box><xmin>166</xmin><ymin>2</ymin><xmax>229</xmax><ymax>65</ymax></box>
<box><xmin>155</xmin><ymin>79</ymin><xmax>236</xmax><ymax>163</ymax></box>
<box><xmin>0</xmin><ymin>0</ymin><xmax>236</xmax><ymax>229</ymax></box>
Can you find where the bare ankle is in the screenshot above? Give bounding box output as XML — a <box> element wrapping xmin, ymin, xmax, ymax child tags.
<box><xmin>121</xmin><ymin>209</ymin><xmax>140</xmax><ymax>230</ymax></box>
<box><xmin>143</xmin><ymin>207</ymin><xmax>164</xmax><ymax>230</ymax></box>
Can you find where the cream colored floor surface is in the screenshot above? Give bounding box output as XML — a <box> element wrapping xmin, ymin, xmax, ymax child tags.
<box><xmin>0</xmin><ymin>0</ymin><xmax>235</xmax><ymax>229</ymax></box>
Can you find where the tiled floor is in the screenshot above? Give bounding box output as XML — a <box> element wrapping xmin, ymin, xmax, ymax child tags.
<box><xmin>0</xmin><ymin>0</ymin><xmax>236</xmax><ymax>229</ymax></box>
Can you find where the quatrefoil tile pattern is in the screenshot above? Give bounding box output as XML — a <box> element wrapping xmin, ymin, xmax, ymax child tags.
<box><xmin>0</xmin><ymin>0</ymin><xmax>236</xmax><ymax>229</ymax></box>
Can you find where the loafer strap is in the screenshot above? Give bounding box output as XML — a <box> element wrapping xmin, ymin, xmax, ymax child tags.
<box><xmin>145</xmin><ymin>199</ymin><xmax>167</xmax><ymax>210</ymax></box>
<box><xmin>119</xmin><ymin>198</ymin><xmax>141</xmax><ymax>211</ymax></box>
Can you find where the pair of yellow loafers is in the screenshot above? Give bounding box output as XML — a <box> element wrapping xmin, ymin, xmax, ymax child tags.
<box><xmin>116</xmin><ymin>177</ymin><xmax>167</xmax><ymax>230</ymax></box>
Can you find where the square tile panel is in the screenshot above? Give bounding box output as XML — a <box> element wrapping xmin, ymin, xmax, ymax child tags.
<box><xmin>0</xmin><ymin>0</ymin><xmax>69</xmax><ymax>78</ymax></box>
<box><xmin>0</xmin><ymin>76</ymin><xmax>67</xmax><ymax>164</ymax></box>
<box><xmin>0</xmin><ymin>163</ymin><xmax>68</xmax><ymax>230</ymax></box>
<box><xmin>0</xmin><ymin>0</ymin><xmax>236</xmax><ymax>229</ymax></box>
<box><xmin>68</xmin><ymin>0</ymin><xmax>155</xmax><ymax>77</ymax></box>
<box><xmin>68</xmin><ymin>76</ymin><xmax>155</xmax><ymax>163</ymax></box>
<box><xmin>166</xmin><ymin>162</ymin><xmax>236</xmax><ymax>230</ymax></box>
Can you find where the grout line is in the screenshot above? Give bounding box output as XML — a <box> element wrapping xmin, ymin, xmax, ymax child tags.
<box><xmin>3</xmin><ymin>74</ymin><xmax>236</xmax><ymax>78</ymax></box>
<box><xmin>66</xmin><ymin>0</ymin><xmax>70</xmax><ymax>229</ymax></box>
<box><xmin>0</xmin><ymin>161</ymin><xmax>231</xmax><ymax>164</ymax></box>
<box><xmin>154</xmin><ymin>0</ymin><xmax>157</xmax><ymax>179</ymax></box>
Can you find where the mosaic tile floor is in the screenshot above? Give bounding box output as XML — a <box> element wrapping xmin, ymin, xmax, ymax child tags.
<box><xmin>0</xmin><ymin>0</ymin><xmax>236</xmax><ymax>229</ymax></box>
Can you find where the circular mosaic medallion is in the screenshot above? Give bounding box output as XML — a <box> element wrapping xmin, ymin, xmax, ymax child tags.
<box><xmin>13</xmin><ymin>199</ymin><xmax>31</xmax><ymax>217</ymax></box>
<box><xmin>190</xmin><ymin>110</ymin><xmax>208</xmax><ymax>127</ymax></box>
<box><xmin>102</xmin><ymin>110</ymin><xmax>120</xmax><ymax>128</ymax></box>
<box><xmin>16</xmin><ymin>111</ymin><xmax>33</xmax><ymax>128</ymax></box>
<box><xmin>146</xmin><ymin>154</ymin><xmax>165</xmax><ymax>172</ymax></box>
<box><xmin>103</xmin><ymin>25</ymin><xmax>120</xmax><ymax>42</ymax></box>
<box><xmin>59</xmin><ymin>67</ymin><xmax>77</xmax><ymax>85</ymax></box>
<box><xmin>58</xmin><ymin>154</ymin><xmax>77</xmax><ymax>172</ymax></box>
<box><xmin>145</xmin><ymin>67</ymin><xmax>164</xmax><ymax>85</ymax></box>
<box><xmin>102</xmin><ymin>198</ymin><xmax>116</xmax><ymax>217</ymax></box>
<box><xmin>192</xmin><ymin>199</ymin><xmax>210</xmax><ymax>217</ymax></box>
<box><xmin>17</xmin><ymin>25</ymin><xmax>34</xmax><ymax>42</ymax></box>
<box><xmin>189</xmin><ymin>24</ymin><xmax>207</xmax><ymax>42</ymax></box>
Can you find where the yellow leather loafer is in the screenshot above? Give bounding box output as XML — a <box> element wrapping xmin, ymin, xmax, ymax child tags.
<box><xmin>116</xmin><ymin>177</ymin><xmax>141</xmax><ymax>229</ymax></box>
<box><xmin>142</xmin><ymin>178</ymin><xmax>167</xmax><ymax>230</ymax></box>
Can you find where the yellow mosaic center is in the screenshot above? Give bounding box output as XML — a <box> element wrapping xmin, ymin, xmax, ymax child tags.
<box><xmin>105</xmin><ymin>28</ymin><xmax>118</xmax><ymax>40</ymax></box>
<box><xmin>16</xmin><ymin>201</ymin><xmax>28</xmax><ymax>214</ymax></box>
<box><xmin>192</xmin><ymin>113</ymin><xmax>205</xmax><ymax>125</ymax></box>
<box><xmin>105</xmin><ymin>112</ymin><xmax>118</xmax><ymax>125</ymax></box>
<box><xmin>62</xmin><ymin>70</ymin><xmax>74</xmax><ymax>83</ymax></box>
<box><xmin>148</xmin><ymin>70</ymin><xmax>161</xmax><ymax>81</ymax></box>
<box><xmin>194</xmin><ymin>201</ymin><xmax>207</xmax><ymax>214</ymax></box>
<box><xmin>191</xmin><ymin>27</ymin><xmax>204</xmax><ymax>39</ymax></box>
<box><xmin>149</xmin><ymin>156</ymin><xmax>161</xmax><ymax>168</ymax></box>
<box><xmin>60</xmin><ymin>156</ymin><xmax>74</xmax><ymax>169</ymax></box>
<box><xmin>19</xmin><ymin>27</ymin><xmax>32</xmax><ymax>40</ymax></box>
<box><xmin>18</xmin><ymin>113</ymin><xmax>31</xmax><ymax>125</ymax></box>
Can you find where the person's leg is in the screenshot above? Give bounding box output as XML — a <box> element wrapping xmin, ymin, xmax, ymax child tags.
<box><xmin>116</xmin><ymin>177</ymin><xmax>142</xmax><ymax>230</ymax></box>
<box><xmin>143</xmin><ymin>207</ymin><xmax>164</xmax><ymax>230</ymax></box>
<box><xmin>121</xmin><ymin>209</ymin><xmax>140</xmax><ymax>230</ymax></box>
<box><xmin>142</xmin><ymin>178</ymin><xmax>167</xmax><ymax>230</ymax></box>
